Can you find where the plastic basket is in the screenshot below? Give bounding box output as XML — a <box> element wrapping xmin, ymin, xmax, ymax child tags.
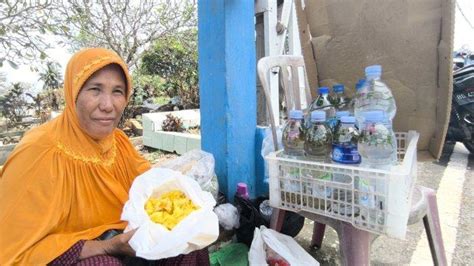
<box><xmin>266</xmin><ymin>131</ymin><xmax>419</xmax><ymax>239</ymax></box>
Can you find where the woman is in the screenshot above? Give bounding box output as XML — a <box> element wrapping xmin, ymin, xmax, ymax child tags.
<box><xmin>0</xmin><ymin>48</ymin><xmax>209</xmax><ymax>265</ymax></box>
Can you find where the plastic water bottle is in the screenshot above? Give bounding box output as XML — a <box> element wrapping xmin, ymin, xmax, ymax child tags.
<box><xmin>350</xmin><ymin>79</ymin><xmax>366</xmax><ymax>119</ymax></box>
<box><xmin>332</xmin><ymin>84</ymin><xmax>351</xmax><ymax>112</ymax></box>
<box><xmin>357</xmin><ymin>111</ymin><xmax>397</xmax><ymax>166</ymax></box>
<box><xmin>357</xmin><ymin>110</ymin><xmax>397</xmax><ymax>225</ymax></box>
<box><xmin>308</xmin><ymin>87</ymin><xmax>336</xmax><ymax>128</ymax></box>
<box><xmin>282</xmin><ymin>110</ymin><xmax>305</xmax><ymax>158</ymax></box>
<box><xmin>354</xmin><ymin>65</ymin><xmax>397</xmax><ymax>122</ymax></box>
<box><xmin>333</xmin><ymin>111</ymin><xmax>350</xmax><ymax>134</ymax></box>
<box><xmin>303</xmin><ymin>111</ymin><xmax>333</xmax><ymax>202</ymax></box>
<box><xmin>304</xmin><ymin>111</ymin><xmax>333</xmax><ymax>160</ymax></box>
<box><xmin>331</xmin><ymin>116</ymin><xmax>360</xmax><ymax>216</ymax></box>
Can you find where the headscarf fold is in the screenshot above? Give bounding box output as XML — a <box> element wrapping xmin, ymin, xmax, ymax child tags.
<box><xmin>0</xmin><ymin>48</ymin><xmax>151</xmax><ymax>264</ymax></box>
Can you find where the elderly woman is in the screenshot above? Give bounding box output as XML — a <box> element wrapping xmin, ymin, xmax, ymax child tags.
<box><xmin>0</xmin><ymin>48</ymin><xmax>209</xmax><ymax>265</ymax></box>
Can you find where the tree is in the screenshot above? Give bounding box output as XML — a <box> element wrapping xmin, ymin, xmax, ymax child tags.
<box><xmin>50</xmin><ymin>0</ymin><xmax>197</xmax><ymax>68</ymax></box>
<box><xmin>0</xmin><ymin>83</ymin><xmax>32</xmax><ymax>126</ymax></box>
<box><xmin>0</xmin><ymin>1</ymin><xmax>54</xmax><ymax>67</ymax></box>
<box><xmin>36</xmin><ymin>62</ymin><xmax>64</xmax><ymax>111</ymax></box>
<box><xmin>140</xmin><ymin>29</ymin><xmax>199</xmax><ymax>108</ymax></box>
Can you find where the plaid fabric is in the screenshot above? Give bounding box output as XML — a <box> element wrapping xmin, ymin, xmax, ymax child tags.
<box><xmin>124</xmin><ymin>248</ymin><xmax>210</xmax><ymax>266</ymax></box>
<box><xmin>49</xmin><ymin>241</ymin><xmax>85</xmax><ymax>265</ymax></box>
<box><xmin>77</xmin><ymin>255</ymin><xmax>123</xmax><ymax>266</ymax></box>
<box><xmin>50</xmin><ymin>240</ymin><xmax>209</xmax><ymax>266</ymax></box>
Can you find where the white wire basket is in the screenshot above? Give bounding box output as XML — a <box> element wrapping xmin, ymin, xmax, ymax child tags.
<box><xmin>266</xmin><ymin>131</ymin><xmax>419</xmax><ymax>239</ymax></box>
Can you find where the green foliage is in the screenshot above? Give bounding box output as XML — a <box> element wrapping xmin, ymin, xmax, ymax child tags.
<box><xmin>0</xmin><ymin>83</ymin><xmax>32</xmax><ymax>126</ymax></box>
<box><xmin>140</xmin><ymin>29</ymin><xmax>199</xmax><ymax>108</ymax></box>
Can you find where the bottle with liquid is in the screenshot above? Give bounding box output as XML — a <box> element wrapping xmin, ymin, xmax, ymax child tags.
<box><xmin>333</xmin><ymin>110</ymin><xmax>350</xmax><ymax>134</ymax></box>
<box><xmin>308</xmin><ymin>87</ymin><xmax>336</xmax><ymax>129</ymax></box>
<box><xmin>357</xmin><ymin>110</ymin><xmax>397</xmax><ymax>226</ymax></box>
<box><xmin>331</xmin><ymin>116</ymin><xmax>360</xmax><ymax>216</ymax></box>
<box><xmin>354</xmin><ymin>65</ymin><xmax>397</xmax><ymax>123</ymax></box>
<box><xmin>303</xmin><ymin>111</ymin><xmax>333</xmax><ymax>204</ymax></box>
<box><xmin>282</xmin><ymin>110</ymin><xmax>305</xmax><ymax>158</ymax></box>
<box><xmin>332</xmin><ymin>84</ymin><xmax>351</xmax><ymax>112</ymax></box>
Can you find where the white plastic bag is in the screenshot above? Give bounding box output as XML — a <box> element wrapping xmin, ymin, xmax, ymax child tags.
<box><xmin>121</xmin><ymin>168</ymin><xmax>219</xmax><ymax>260</ymax></box>
<box><xmin>213</xmin><ymin>203</ymin><xmax>240</xmax><ymax>230</ymax></box>
<box><xmin>261</xmin><ymin>126</ymin><xmax>283</xmax><ymax>183</ymax></box>
<box><xmin>160</xmin><ymin>150</ymin><xmax>219</xmax><ymax>199</ymax></box>
<box><xmin>248</xmin><ymin>226</ymin><xmax>319</xmax><ymax>266</ymax></box>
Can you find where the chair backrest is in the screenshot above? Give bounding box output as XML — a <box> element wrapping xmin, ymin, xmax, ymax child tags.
<box><xmin>257</xmin><ymin>55</ymin><xmax>313</xmax><ymax>150</ymax></box>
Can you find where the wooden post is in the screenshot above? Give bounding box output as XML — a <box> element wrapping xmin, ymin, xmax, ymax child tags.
<box><xmin>198</xmin><ymin>0</ymin><xmax>257</xmax><ymax>200</ymax></box>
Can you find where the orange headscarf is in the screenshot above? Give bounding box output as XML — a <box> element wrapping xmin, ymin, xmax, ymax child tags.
<box><xmin>0</xmin><ymin>48</ymin><xmax>151</xmax><ymax>264</ymax></box>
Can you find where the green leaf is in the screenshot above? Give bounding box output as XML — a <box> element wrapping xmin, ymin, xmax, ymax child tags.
<box><xmin>40</xmin><ymin>52</ymin><xmax>47</xmax><ymax>60</ymax></box>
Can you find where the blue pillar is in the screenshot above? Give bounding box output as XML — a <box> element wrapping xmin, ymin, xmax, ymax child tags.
<box><xmin>198</xmin><ymin>0</ymin><xmax>256</xmax><ymax>200</ymax></box>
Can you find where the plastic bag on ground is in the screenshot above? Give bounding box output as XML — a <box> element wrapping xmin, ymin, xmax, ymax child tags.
<box><xmin>248</xmin><ymin>225</ymin><xmax>319</xmax><ymax>266</ymax></box>
<box><xmin>213</xmin><ymin>203</ymin><xmax>240</xmax><ymax>230</ymax></box>
<box><xmin>160</xmin><ymin>149</ymin><xmax>219</xmax><ymax>200</ymax></box>
<box><xmin>121</xmin><ymin>168</ymin><xmax>219</xmax><ymax>260</ymax></box>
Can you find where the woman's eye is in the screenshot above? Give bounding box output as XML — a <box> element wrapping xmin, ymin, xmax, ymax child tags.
<box><xmin>89</xmin><ymin>87</ymin><xmax>100</xmax><ymax>92</ymax></box>
<box><xmin>113</xmin><ymin>88</ymin><xmax>125</xmax><ymax>95</ymax></box>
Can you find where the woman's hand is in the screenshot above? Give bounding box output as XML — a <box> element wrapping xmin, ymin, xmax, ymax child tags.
<box><xmin>103</xmin><ymin>229</ymin><xmax>136</xmax><ymax>256</ymax></box>
<box><xmin>80</xmin><ymin>229</ymin><xmax>137</xmax><ymax>259</ymax></box>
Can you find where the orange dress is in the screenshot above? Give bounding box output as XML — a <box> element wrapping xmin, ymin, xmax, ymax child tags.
<box><xmin>0</xmin><ymin>48</ymin><xmax>150</xmax><ymax>264</ymax></box>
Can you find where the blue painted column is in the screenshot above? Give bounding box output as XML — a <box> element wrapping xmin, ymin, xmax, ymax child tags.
<box><xmin>198</xmin><ymin>0</ymin><xmax>256</xmax><ymax>200</ymax></box>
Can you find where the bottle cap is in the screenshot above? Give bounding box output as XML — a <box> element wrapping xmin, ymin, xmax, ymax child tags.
<box><xmin>336</xmin><ymin>111</ymin><xmax>350</xmax><ymax>118</ymax></box>
<box><xmin>289</xmin><ymin>109</ymin><xmax>304</xmax><ymax>120</ymax></box>
<box><xmin>365</xmin><ymin>65</ymin><xmax>382</xmax><ymax>78</ymax></box>
<box><xmin>333</xmin><ymin>84</ymin><xmax>344</xmax><ymax>93</ymax></box>
<box><xmin>355</xmin><ymin>79</ymin><xmax>366</xmax><ymax>91</ymax></box>
<box><xmin>340</xmin><ymin>116</ymin><xmax>356</xmax><ymax>124</ymax></box>
<box><xmin>237</xmin><ymin>182</ymin><xmax>249</xmax><ymax>198</ymax></box>
<box><xmin>310</xmin><ymin>110</ymin><xmax>326</xmax><ymax>122</ymax></box>
<box><xmin>318</xmin><ymin>87</ymin><xmax>329</xmax><ymax>94</ymax></box>
<box><xmin>362</xmin><ymin>110</ymin><xmax>385</xmax><ymax>122</ymax></box>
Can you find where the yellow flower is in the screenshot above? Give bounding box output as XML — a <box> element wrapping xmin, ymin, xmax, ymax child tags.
<box><xmin>144</xmin><ymin>190</ymin><xmax>199</xmax><ymax>230</ymax></box>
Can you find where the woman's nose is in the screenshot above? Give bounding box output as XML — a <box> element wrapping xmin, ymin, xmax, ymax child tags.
<box><xmin>99</xmin><ymin>94</ymin><xmax>114</xmax><ymax>112</ymax></box>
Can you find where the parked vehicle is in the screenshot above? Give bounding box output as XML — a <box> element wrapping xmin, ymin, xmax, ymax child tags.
<box><xmin>447</xmin><ymin>64</ymin><xmax>474</xmax><ymax>153</ymax></box>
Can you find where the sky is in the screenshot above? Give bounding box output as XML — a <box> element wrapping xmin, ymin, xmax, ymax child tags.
<box><xmin>1</xmin><ymin>1</ymin><xmax>474</xmax><ymax>92</ymax></box>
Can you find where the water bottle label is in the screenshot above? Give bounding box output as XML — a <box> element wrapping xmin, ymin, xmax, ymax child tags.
<box><xmin>332</xmin><ymin>144</ymin><xmax>361</xmax><ymax>164</ymax></box>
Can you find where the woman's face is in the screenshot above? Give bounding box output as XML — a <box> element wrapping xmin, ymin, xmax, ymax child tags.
<box><xmin>75</xmin><ymin>64</ymin><xmax>127</xmax><ymax>140</ymax></box>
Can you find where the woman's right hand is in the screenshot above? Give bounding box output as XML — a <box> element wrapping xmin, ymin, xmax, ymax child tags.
<box><xmin>80</xmin><ymin>229</ymin><xmax>137</xmax><ymax>259</ymax></box>
<box><xmin>103</xmin><ymin>229</ymin><xmax>136</xmax><ymax>256</ymax></box>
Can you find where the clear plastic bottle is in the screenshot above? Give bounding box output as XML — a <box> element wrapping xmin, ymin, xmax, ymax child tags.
<box><xmin>282</xmin><ymin>109</ymin><xmax>305</xmax><ymax>158</ymax></box>
<box><xmin>303</xmin><ymin>111</ymin><xmax>333</xmax><ymax>205</ymax></box>
<box><xmin>333</xmin><ymin>110</ymin><xmax>350</xmax><ymax>134</ymax></box>
<box><xmin>331</xmin><ymin>116</ymin><xmax>360</xmax><ymax>216</ymax></box>
<box><xmin>304</xmin><ymin>111</ymin><xmax>333</xmax><ymax>160</ymax></box>
<box><xmin>308</xmin><ymin>87</ymin><xmax>336</xmax><ymax>128</ymax></box>
<box><xmin>332</xmin><ymin>84</ymin><xmax>351</xmax><ymax>112</ymax></box>
<box><xmin>351</xmin><ymin>79</ymin><xmax>366</xmax><ymax>120</ymax></box>
<box><xmin>357</xmin><ymin>110</ymin><xmax>397</xmax><ymax>225</ymax></box>
<box><xmin>357</xmin><ymin>111</ymin><xmax>397</xmax><ymax>166</ymax></box>
<box><xmin>354</xmin><ymin>65</ymin><xmax>397</xmax><ymax>122</ymax></box>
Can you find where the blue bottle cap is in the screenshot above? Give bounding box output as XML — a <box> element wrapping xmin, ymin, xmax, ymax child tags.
<box><xmin>355</xmin><ymin>79</ymin><xmax>366</xmax><ymax>91</ymax></box>
<box><xmin>333</xmin><ymin>84</ymin><xmax>344</xmax><ymax>93</ymax></box>
<box><xmin>340</xmin><ymin>116</ymin><xmax>356</xmax><ymax>124</ymax></box>
<box><xmin>289</xmin><ymin>109</ymin><xmax>304</xmax><ymax>120</ymax></box>
<box><xmin>362</xmin><ymin>110</ymin><xmax>385</xmax><ymax>122</ymax></box>
<box><xmin>336</xmin><ymin>111</ymin><xmax>350</xmax><ymax>118</ymax></box>
<box><xmin>365</xmin><ymin>65</ymin><xmax>382</xmax><ymax>78</ymax></box>
<box><xmin>310</xmin><ymin>110</ymin><xmax>326</xmax><ymax>122</ymax></box>
<box><xmin>318</xmin><ymin>87</ymin><xmax>329</xmax><ymax>94</ymax></box>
